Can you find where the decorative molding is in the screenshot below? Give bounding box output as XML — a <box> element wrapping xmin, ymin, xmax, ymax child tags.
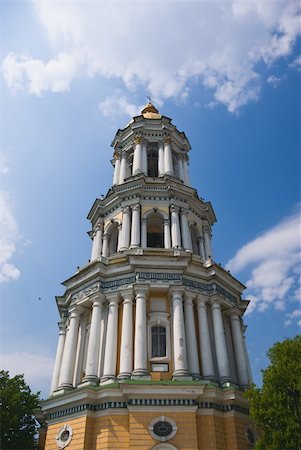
<box><xmin>71</xmin><ymin>276</ymin><xmax>237</xmax><ymax>304</ymax></box>
<box><xmin>137</xmin><ymin>272</ymin><xmax>182</xmax><ymax>283</ymax></box>
<box><xmin>47</xmin><ymin>398</ymin><xmax>249</xmax><ymax>419</ymax></box>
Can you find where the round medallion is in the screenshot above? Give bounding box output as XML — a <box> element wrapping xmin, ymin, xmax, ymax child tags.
<box><xmin>245</xmin><ymin>426</ymin><xmax>256</xmax><ymax>446</ymax></box>
<box><xmin>153</xmin><ymin>420</ymin><xmax>173</xmax><ymax>437</ymax></box>
<box><xmin>55</xmin><ymin>424</ymin><xmax>73</xmax><ymax>449</ymax></box>
<box><xmin>149</xmin><ymin>416</ymin><xmax>177</xmax><ymax>442</ymax></box>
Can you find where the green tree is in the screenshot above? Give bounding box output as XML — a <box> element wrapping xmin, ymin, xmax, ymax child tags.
<box><xmin>245</xmin><ymin>335</ymin><xmax>301</xmax><ymax>450</ymax></box>
<box><xmin>0</xmin><ymin>370</ymin><xmax>41</xmax><ymax>449</ymax></box>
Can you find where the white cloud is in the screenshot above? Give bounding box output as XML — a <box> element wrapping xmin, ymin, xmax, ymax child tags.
<box><xmin>2</xmin><ymin>0</ymin><xmax>300</xmax><ymax>113</ymax></box>
<box><xmin>2</xmin><ymin>52</ymin><xmax>78</xmax><ymax>95</ymax></box>
<box><xmin>267</xmin><ymin>75</ymin><xmax>281</xmax><ymax>87</ymax></box>
<box><xmin>0</xmin><ymin>351</ymin><xmax>53</xmax><ymax>395</ymax></box>
<box><xmin>227</xmin><ymin>211</ymin><xmax>301</xmax><ymax>317</ymax></box>
<box><xmin>0</xmin><ymin>191</ymin><xmax>21</xmax><ymax>283</ymax></box>
<box><xmin>99</xmin><ymin>95</ymin><xmax>143</xmax><ymax>119</ymax></box>
<box><xmin>0</xmin><ymin>155</ymin><xmax>21</xmax><ymax>284</ymax></box>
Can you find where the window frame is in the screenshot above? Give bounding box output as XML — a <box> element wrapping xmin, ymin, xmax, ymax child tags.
<box><xmin>148</xmin><ymin>312</ymin><xmax>171</xmax><ymax>363</ymax></box>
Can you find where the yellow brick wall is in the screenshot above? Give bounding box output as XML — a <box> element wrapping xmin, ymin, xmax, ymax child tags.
<box><xmin>43</xmin><ymin>409</ymin><xmax>253</xmax><ymax>449</ymax></box>
<box><xmin>224</xmin><ymin>414</ymin><xmax>253</xmax><ymax>450</ymax></box>
<box><xmin>129</xmin><ymin>411</ymin><xmax>199</xmax><ymax>450</ymax></box>
<box><xmin>44</xmin><ymin>416</ymin><xmax>89</xmax><ymax>450</ymax></box>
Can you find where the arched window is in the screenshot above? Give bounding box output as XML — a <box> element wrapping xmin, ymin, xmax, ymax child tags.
<box><xmin>147</xmin><ymin>147</ymin><xmax>158</xmax><ymax>177</ymax></box>
<box><xmin>151</xmin><ymin>326</ymin><xmax>167</xmax><ymax>358</ymax></box>
<box><xmin>108</xmin><ymin>222</ymin><xmax>119</xmax><ymax>255</ymax></box>
<box><xmin>147</xmin><ymin>213</ymin><xmax>164</xmax><ymax>248</ymax></box>
<box><xmin>190</xmin><ymin>225</ymin><xmax>200</xmax><ymax>255</ymax></box>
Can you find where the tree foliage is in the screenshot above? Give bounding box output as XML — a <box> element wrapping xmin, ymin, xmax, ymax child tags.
<box><xmin>245</xmin><ymin>335</ymin><xmax>301</xmax><ymax>450</ymax></box>
<box><xmin>0</xmin><ymin>370</ymin><xmax>41</xmax><ymax>450</ymax></box>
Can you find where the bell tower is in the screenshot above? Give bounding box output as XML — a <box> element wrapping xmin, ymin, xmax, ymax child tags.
<box><xmin>41</xmin><ymin>103</ymin><xmax>255</xmax><ymax>450</ymax></box>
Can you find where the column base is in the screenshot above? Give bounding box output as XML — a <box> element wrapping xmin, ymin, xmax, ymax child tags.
<box><xmin>172</xmin><ymin>370</ymin><xmax>193</xmax><ymax>381</ymax></box>
<box><xmin>80</xmin><ymin>375</ymin><xmax>100</xmax><ymax>386</ymax></box>
<box><xmin>117</xmin><ymin>372</ymin><xmax>132</xmax><ymax>380</ymax></box>
<box><xmin>57</xmin><ymin>382</ymin><xmax>74</xmax><ymax>389</ymax></box>
<box><xmin>219</xmin><ymin>377</ymin><xmax>232</xmax><ymax>388</ymax></box>
<box><xmin>101</xmin><ymin>375</ymin><xmax>117</xmax><ymax>384</ymax></box>
<box><xmin>191</xmin><ymin>373</ymin><xmax>202</xmax><ymax>381</ymax></box>
<box><xmin>131</xmin><ymin>369</ymin><xmax>150</xmax><ymax>380</ymax></box>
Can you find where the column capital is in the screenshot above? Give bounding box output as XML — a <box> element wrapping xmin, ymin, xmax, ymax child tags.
<box><xmin>229</xmin><ymin>308</ymin><xmax>241</xmax><ymax>321</ymax></box>
<box><xmin>90</xmin><ymin>295</ymin><xmax>105</xmax><ymax>308</ymax></box>
<box><xmin>121</xmin><ymin>151</ymin><xmax>128</xmax><ymax>160</ymax></box>
<box><xmin>164</xmin><ymin>134</ymin><xmax>171</xmax><ymax>145</ymax></box>
<box><xmin>131</xmin><ymin>203</ymin><xmax>140</xmax><ymax>212</ymax></box>
<box><xmin>58</xmin><ymin>320</ymin><xmax>66</xmax><ymax>332</ymax></box>
<box><xmin>163</xmin><ymin>218</ymin><xmax>170</xmax><ymax>225</ymax></box>
<box><xmin>134</xmin><ymin>134</ymin><xmax>142</xmax><ymax>145</ymax></box>
<box><xmin>134</xmin><ymin>286</ymin><xmax>149</xmax><ymax>298</ymax></box>
<box><xmin>93</xmin><ymin>220</ymin><xmax>103</xmax><ymax>233</ymax></box>
<box><xmin>120</xmin><ymin>287</ymin><xmax>134</xmax><ymax>302</ymax></box>
<box><xmin>105</xmin><ymin>292</ymin><xmax>120</xmax><ymax>306</ymax></box>
<box><xmin>196</xmin><ymin>295</ymin><xmax>209</xmax><ymax>308</ymax></box>
<box><xmin>184</xmin><ymin>291</ymin><xmax>196</xmax><ymax>304</ymax></box>
<box><xmin>68</xmin><ymin>307</ymin><xmax>83</xmax><ymax>319</ymax></box>
<box><xmin>180</xmin><ymin>207</ymin><xmax>189</xmax><ymax>216</ymax></box>
<box><xmin>122</xmin><ymin>205</ymin><xmax>131</xmax><ymax>215</ymax></box>
<box><xmin>170</xmin><ymin>204</ymin><xmax>180</xmax><ymax>214</ymax></box>
<box><xmin>113</xmin><ymin>149</ymin><xmax>120</xmax><ymax>159</ymax></box>
<box><xmin>210</xmin><ymin>298</ymin><xmax>221</xmax><ymax>310</ymax></box>
<box><xmin>169</xmin><ymin>287</ymin><xmax>184</xmax><ymax>300</ymax></box>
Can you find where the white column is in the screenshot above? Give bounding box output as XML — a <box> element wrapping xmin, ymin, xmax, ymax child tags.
<box><xmin>83</xmin><ymin>296</ymin><xmax>104</xmax><ymax>383</ymax></box>
<box><xmin>118</xmin><ymin>289</ymin><xmax>134</xmax><ymax>379</ymax></box>
<box><xmin>180</xmin><ymin>209</ymin><xmax>192</xmax><ymax>251</ymax></box>
<box><xmin>50</xmin><ymin>321</ymin><xmax>66</xmax><ymax>394</ymax></box>
<box><xmin>132</xmin><ymin>288</ymin><xmax>149</xmax><ymax>377</ymax></box>
<box><xmin>142</xmin><ymin>141</ymin><xmax>148</xmax><ymax>175</ymax></box>
<box><xmin>58</xmin><ymin>308</ymin><xmax>81</xmax><ymax>389</ymax></box>
<box><xmin>132</xmin><ymin>135</ymin><xmax>143</xmax><ymax>175</ymax></box>
<box><xmin>102</xmin><ymin>233</ymin><xmax>109</xmax><ymax>257</ymax></box>
<box><xmin>183</xmin><ymin>155</ymin><xmax>190</xmax><ymax>186</ymax></box>
<box><xmin>113</xmin><ymin>153</ymin><xmax>121</xmax><ymax>185</ymax></box>
<box><xmin>230</xmin><ymin>310</ymin><xmax>250</xmax><ymax>388</ymax></box>
<box><xmin>120</xmin><ymin>206</ymin><xmax>131</xmax><ymax>250</ymax></box>
<box><xmin>90</xmin><ymin>221</ymin><xmax>103</xmax><ymax>261</ymax></box>
<box><xmin>198</xmin><ymin>235</ymin><xmax>206</xmax><ymax>261</ymax></box>
<box><xmin>102</xmin><ymin>295</ymin><xmax>120</xmax><ymax>381</ymax></box>
<box><xmin>184</xmin><ymin>293</ymin><xmax>200</xmax><ymax>379</ymax></box>
<box><xmin>171</xmin><ymin>290</ymin><xmax>190</xmax><ymax>378</ymax></box>
<box><xmin>158</xmin><ymin>141</ymin><xmax>164</xmax><ymax>176</ymax></box>
<box><xmin>130</xmin><ymin>203</ymin><xmax>140</xmax><ymax>248</ymax></box>
<box><xmin>141</xmin><ymin>218</ymin><xmax>147</xmax><ymax>248</ymax></box>
<box><xmin>242</xmin><ymin>325</ymin><xmax>253</xmax><ymax>385</ymax></box>
<box><xmin>117</xmin><ymin>224</ymin><xmax>122</xmax><ymax>252</ymax></box>
<box><xmin>119</xmin><ymin>152</ymin><xmax>128</xmax><ymax>184</ymax></box>
<box><xmin>203</xmin><ymin>225</ymin><xmax>213</xmax><ymax>259</ymax></box>
<box><xmin>164</xmin><ymin>135</ymin><xmax>173</xmax><ymax>175</ymax></box>
<box><xmin>211</xmin><ymin>299</ymin><xmax>231</xmax><ymax>384</ymax></box>
<box><xmin>163</xmin><ymin>219</ymin><xmax>171</xmax><ymax>249</ymax></box>
<box><xmin>170</xmin><ymin>205</ymin><xmax>182</xmax><ymax>248</ymax></box>
<box><xmin>178</xmin><ymin>155</ymin><xmax>185</xmax><ymax>181</ymax></box>
<box><xmin>196</xmin><ymin>297</ymin><xmax>215</xmax><ymax>380</ymax></box>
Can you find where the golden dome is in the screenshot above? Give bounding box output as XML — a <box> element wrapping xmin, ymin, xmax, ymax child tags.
<box><xmin>141</xmin><ymin>101</ymin><xmax>161</xmax><ymax>119</ymax></box>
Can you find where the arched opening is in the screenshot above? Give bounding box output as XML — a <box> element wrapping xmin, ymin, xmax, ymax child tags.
<box><xmin>147</xmin><ymin>147</ymin><xmax>158</xmax><ymax>177</ymax></box>
<box><xmin>151</xmin><ymin>325</ymin><xmax>167</xmax><ymax>358</ymax></box>
<box><xmin>108</xmin><ymin>222</ymin><xmax>119</xmax><ymax>255</ymax></box>
<box><xmin>147</xmin><ymin>213</ymin><xmax>164</xmax><ymax>248</ymax></box>
<box><xmin>127</xmin><ymin>150</ymin><xmax>134</xmax><ymax>178</ymax></box>
<box><xmin>190</xmin><ymin>225</ymin><xmax>200</xmax><ymax>255</ymax></box>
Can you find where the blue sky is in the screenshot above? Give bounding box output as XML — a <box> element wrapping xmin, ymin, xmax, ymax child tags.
<box><xmin>1</xmin><ymin>0</ymin><xmax>300</xmax><ymax>398</ymax></box>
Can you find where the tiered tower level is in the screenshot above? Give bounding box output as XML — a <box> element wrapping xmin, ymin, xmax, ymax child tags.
<box><xmin>41</xmin><ymin>103</ymin><xmax>254</xmax><ymax>450</ymax></box>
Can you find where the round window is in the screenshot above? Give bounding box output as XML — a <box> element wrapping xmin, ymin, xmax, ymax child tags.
<box><xmin>55</xmin><ymin>424</ymin><xmax>73</xmax><ymax>449</ymax></box>
<box><xmin>245</xmin><ymin>426</ymin><xmax>256</xmax><ymax>446</ymax></box>
<box><xmin>149</xmin><ymin>416</ymin><xmax>177</xmax><ymax>442</ymax></box>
